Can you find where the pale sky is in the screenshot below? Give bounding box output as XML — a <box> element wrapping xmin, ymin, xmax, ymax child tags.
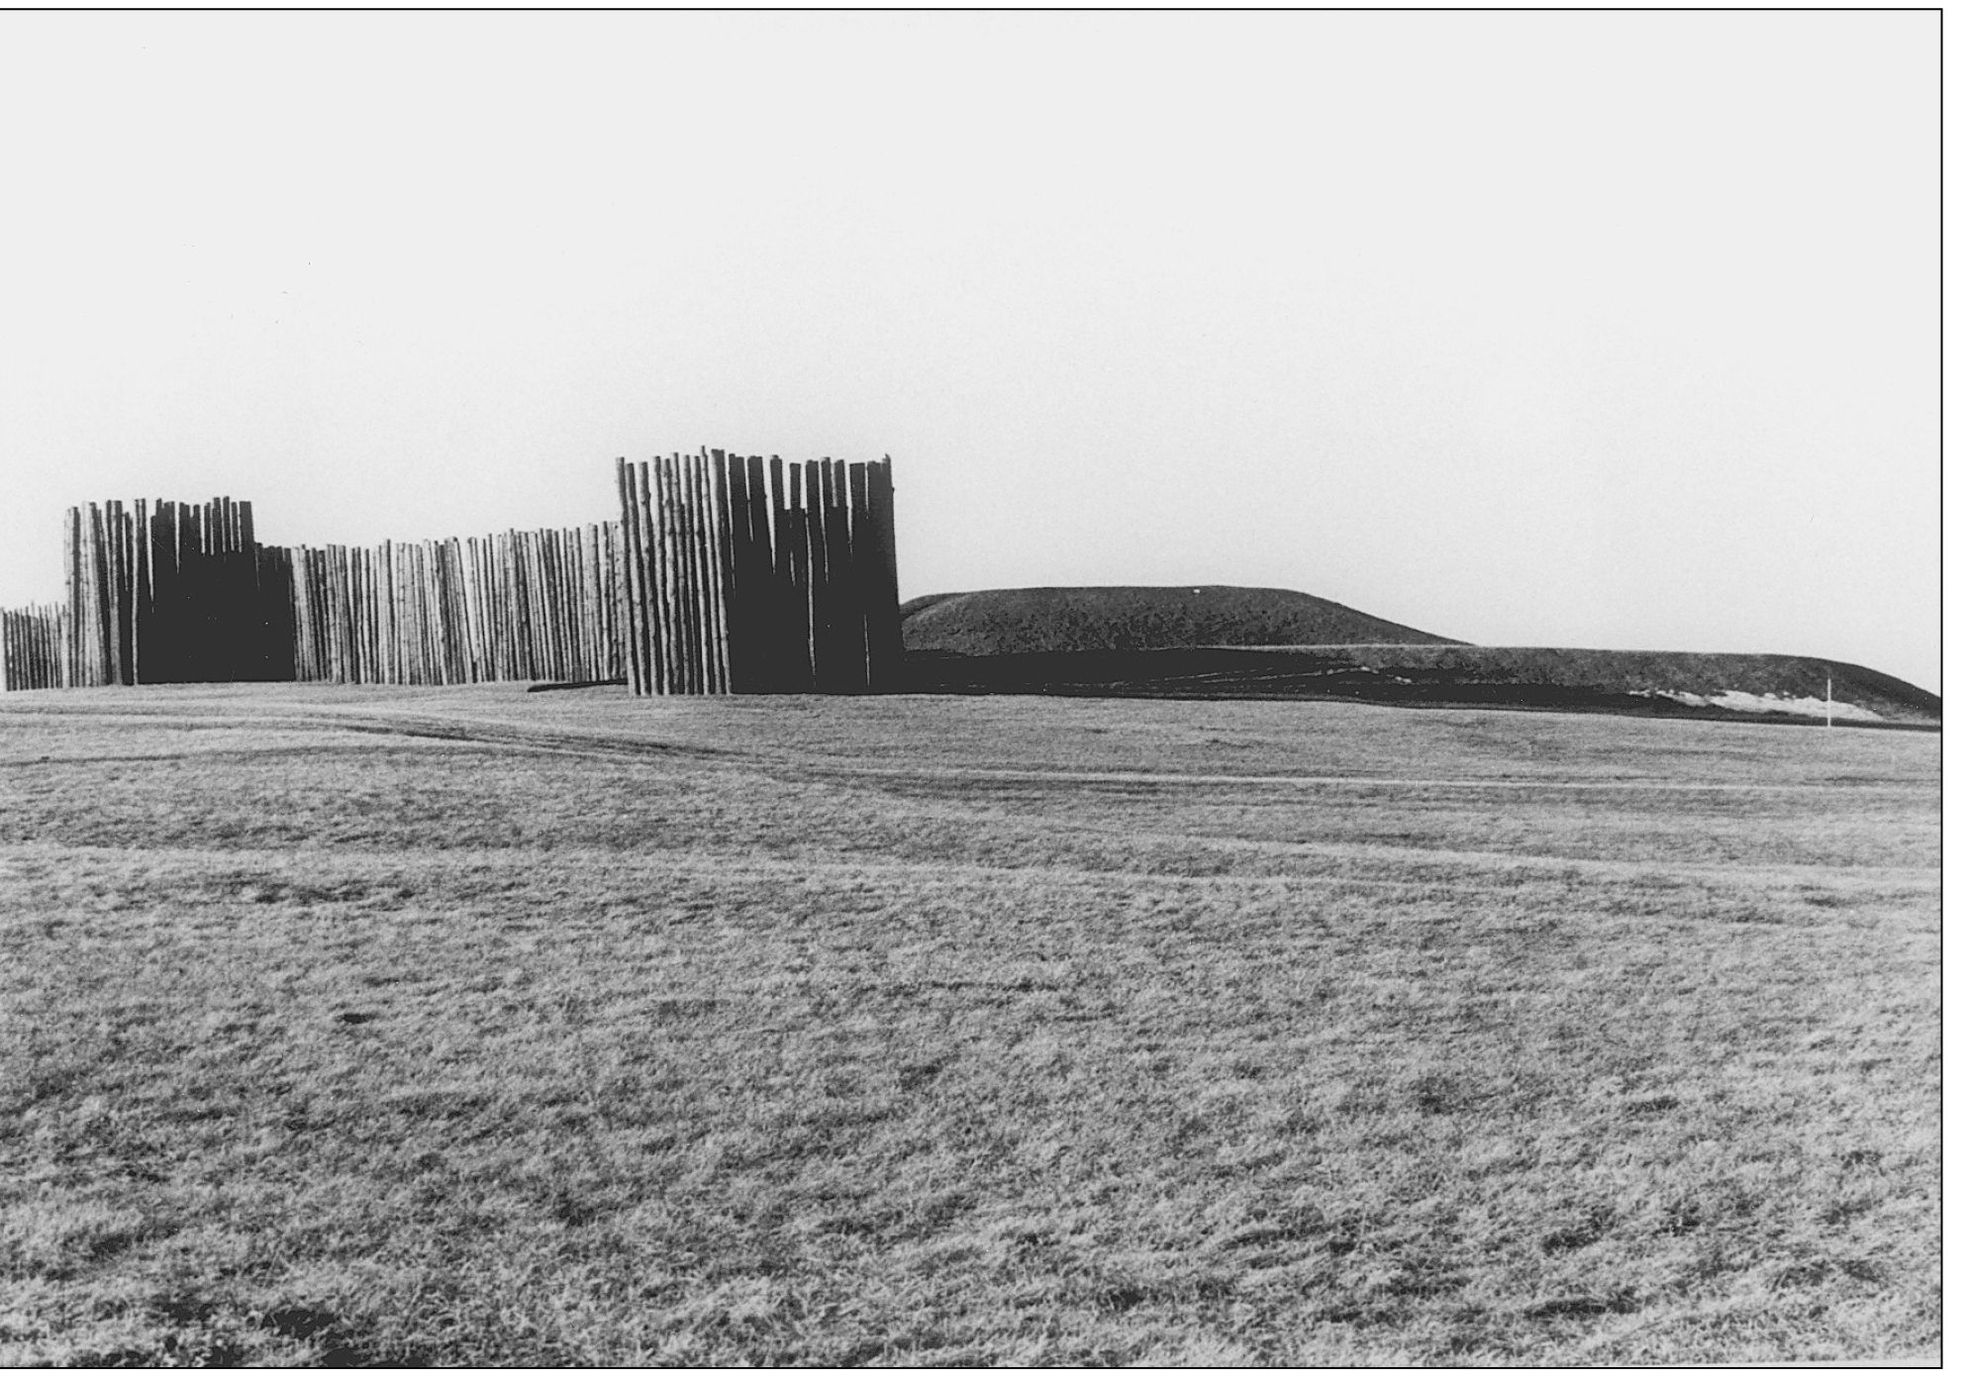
<box><xmin>0</xmin><ymin>12</ymin><xmax>1939</xmax><ymax>692</ymax></box>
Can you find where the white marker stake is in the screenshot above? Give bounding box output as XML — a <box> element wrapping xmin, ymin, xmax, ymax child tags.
<box><xmin>1826</xmin><ymin>674</ymin><xmax>1833</xmax><ymax>729</ymax></box>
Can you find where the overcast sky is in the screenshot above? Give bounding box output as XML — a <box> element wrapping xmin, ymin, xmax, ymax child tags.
<box><xmin>0</xmin><ymin>12</ymin><xmax>1938</xmax><ymax>691</ymax></box>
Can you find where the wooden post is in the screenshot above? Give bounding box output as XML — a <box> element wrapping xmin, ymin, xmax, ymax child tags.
<box><xmin>783</xmin><ymin>463</ymin><xmax>809</xmax><ymax>690</ymax></box>
<box><xmin>132</xmin><ymin>499</ymin><xmax>150</xmax><ymax>683</ymax></box>
<box><xmin>62</xmin><ymin>508</ymin><xmax>77</xmax><ymax>686</ymax></box>
<box><xmin>584</xmin><ymin>523</ymin><xmax>603</xmax><ymax>681</ymax></box>
<box><xmin>678</xmin><ymin>454</ymin><xmax>704</xmax><ymax>692</ymax></box>
<box><xmin>700</xmin><ymin>452</ymin><xmax>723</xmax><ymax>692</ymax></box>
<box><xmin>515</xmin><ymin>530</ymin><xmax>533</xmax><ymax>681</ymax></box>
<box><xmin>463</xmin><ymin>535</ymin><xmax>482</xmax><ymax>682</ymax></box>
<box><xmin>623</xmin><ymin>461</ymin><xmax>651</xmax><ymax>694</ymax></box>
<box><xmin>833</xmin><ymin>459</ymin><xmax>856</xmax><ymax>691</ymax></box>
<box><xmin>236</xmin><ymin>499</ymin><xmax>260</xmax><ymax>681</ymax></box>
<box><xmin>536</xmin><ymin>529</ymin><xmax>555</xmax><ymax>682</ymax></box>
<box><xmin>739</xmin><ymin>455</ymin><xmax>766</xmax><ymax>692</ymax></box>
<box><xmin>865</xmin><ymin>458</ymin><xmax>904</xmax><ymax>690</ymax></box>
<box><xmin>654</xmin><ymin>455</ymin><xmax>681</xmax><ymax>693</ymax></box>
<box><xmin>418</xmin><ymin>539</ymin><xmax>431</xmax><ymax>684</ymax></box>
<box><xmin>348</xmin><ymin>545</ymin><xmax>365</xmax><ymax>682</ymax></box>
<box><xmin>401</xmin><ymin>538</ymin><xmax>416</xmax><ymax>686</ymax></box>
<box><xmin>480</xmin><ymin>532</ymin><xmax>497</xmax><ymax>683</ymax></box>
<box><xmin>90</xmin><ymin>501</ymin><xmax>108</xmax><ymax>686</ymax></box>
<box><xmin>667</xmin><ymin>454</ymin><xmax>691</xmax><ymax>694</ymax></box>
<box><xmin>797</xmin><ymin>462</ymin><xmax>822</xmax><ymax>690</ymax></box>
<box><xmin>289</xmin><ymin>548</ymin><xmax>308</xmax><ymax>681</ymax></box>
<box><xmin>570</xmin><ymin>525</ymin><xmax>586</xmax><ymax>682</ymax></box>
<box><xmin>399</xmin><ymin>539</ymin><xmax>414</xmax><ymax>685</ymax></box>
<box><xmin>706</xmin><ymin>451</ymin><xmax>732</xmax><ymax>693</ymax></box>
<box><xmin>531</xmin><ymin>527</ymin><xmax>550</xmax><ymax>680</ymax></box>
<box><xmin>507</xmin><ymin>531</ymin><xmax>523</xmax><ymax>682</ymax></box>
<box><xmin>566</xmin><ymin>527</ymin><xmax>582</xmax><ymax>681</ymax></box>
<box><xmin>733</xmin><ymin>451</ymin><xmax>758</xmax><ymax>692</ymax></box>
<box><xmin>715</xmin><ymin>451</ymin><xmax>744</xmax><ymax>692</ymax></box>
<box><xmin>603</xmin><ymin>519</ymin><xmax>623</xmax><ymax>682</ymax></box>
<box><xmin>705</xmin><ymin>450</ymin><xmax>734</xmax><ymax>694</ymax></box>
<box><xmin>150</xmin><ymin>502</ymin><xmax>169</xmax><ymax>684</ymax></box>
<box><xmin>462</xmin><ymin>535</ymin><xmax>478</xmax><ymax>683</ymax></box>
<box><xmin>177</xmin><ymin>502</ymin><xmax>198</xmax><ymax>682</ymax></box>
<box><xmin>436</xmin><ymin>539</ymin><xmax>455</xmax><ymax>684</ymax></box>
<box><xmin>767</xmin><ymin>457</ymin><xmax>792</xmax><ymax>691</ymax></box>
<box><xmin>552</xmin><ymin>527</ymin><xmax>570</xmax><ymax>681</ymax></box>
<box><xmin>104</xmin><ymin>500</ymin><xmax>123</xmax><ymax>686</ymax></box>
<box><xmin>572</xmin><ymin>525</ymin><xmax>587</xmax><ymax>680</ymax></box>
<box><xmin>848</xmin><ymin>463</ymin><xmax>871</xmax><ymax>690</ymax></box>
<box><xmin>675</xmin><ymin>454</ymin><xmax>701</xmax><ymax>692</ymax></box>
<box><xmin>630</xmin><ymin>465</ymin><xmax>652</xmax><ymax>692</ymax></box>
<box><xmin>665</xmin><ymin>457</ymin><xmax>684</xmax><ymax>692</ymax></box>
<box><xmin>96</xmin><ymin>500</ymin><xmax>115</xmax><ymax>685</ymax></box>
<box><xmin>508</xmin><ymin>529</ymin><xmax>526</xmax><ymax>682</ymax></box>
<box><xmin>480</xmin><ymin>532</ymin><xmax>496</xmax><ymax>683</ymax></box>
<box><xmin>490</xmin><ymin>532</ymin><xmax>509</xmax><ymax>682</ymax></box>
<box><xmin>302</xmin><ymin>546</ymin><xmax>318</xmax><ymax>682</ymax></box>
<box><xmin>409</xmin><ymin>541</ymin><xmax>426</xmax><ymax>685</ymax></box>
<box><xmin>566</xmin><ymin>524</ymin><xmax>581</xmax><ymax>682</ymax></box>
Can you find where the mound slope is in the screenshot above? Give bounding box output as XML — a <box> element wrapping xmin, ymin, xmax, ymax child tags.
<box><xmin>900</xmin><ymin>587</ymin><xmax>1939</xmax><ymax>726</ymax></box>
<box><xmin>901</xmin><ymin>585</ymin><xmax>1460</xmax><ymax>656</ymax></box>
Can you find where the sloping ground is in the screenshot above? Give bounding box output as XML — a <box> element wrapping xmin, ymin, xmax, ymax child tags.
<box><xmin>899</xmin><ymin>589</ymin><xmax>1938</xmax><ymax>726</ymax></box>
<box><xmin>900</xmin><ymin>586</ymin><xmax>1459</xmax><ymax>655</ymax></box>
<box><xmin>1323</xmin><ymin>645</ymin><xmax>1940</xmax><ymax>724</ymax></box>
<box><xmin>902</xmin><ymin>646</ymin><xmax>1939</xmax><ymax>726</ymax></box>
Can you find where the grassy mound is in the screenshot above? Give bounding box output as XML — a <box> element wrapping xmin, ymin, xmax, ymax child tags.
<box><xmin>902</xmin><ymin>645</ymin><xmax>1939</xmax><ymax>726</ymax></box>
<box><xmin>900</xmin><ymin>586</ymin><xmax>1459</xmax><ymax>656</ymax></box>
<box><xmin>1325</xmin><ymin>646</ymin><xmax>1941</xmax><ymax>723</ymax></box>
<box><xmin>900</xmin><ymin>588</ymin><xmax>1937</xmax><ymax>726</ymax></box>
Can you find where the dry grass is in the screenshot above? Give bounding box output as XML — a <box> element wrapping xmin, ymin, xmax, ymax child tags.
<box><xmin>0</xmin><ymin>685</ymin><xmax>1939</xmax><ymax>1364</ymax></box>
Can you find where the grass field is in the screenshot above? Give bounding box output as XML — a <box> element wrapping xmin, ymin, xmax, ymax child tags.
<box><xmin>0</xmin><ymin>685</ymin><xmax>1939</xmax><ymax>1364</ymax></box>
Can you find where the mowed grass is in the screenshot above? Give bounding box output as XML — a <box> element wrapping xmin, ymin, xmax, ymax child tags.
<box><xmin>0</xmin><ymin>686</ymin><xmax>1938</xmax><ymax>1364</ymax></box>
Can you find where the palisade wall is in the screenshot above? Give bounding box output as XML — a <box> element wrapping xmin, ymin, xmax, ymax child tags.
<box><xmin>286</xmin><ymin>525</ymin><xmax>624</xmax><ymax>686</ymax></box>
<box><xmin>1</xmin><ymin>449</ymin><xmax>901</xmax><ymax>695</ymax></box>
<box><xmin>50</xmin><ymin>496</ymin><xmax>294</xmax><ymax>689</ymax></box>
<box><xmin>614</xmin><ymin>450</ymin><xmax>901</xmax><ymax>695</ymax></box>
<box><xmin>2</xmin><ymin>604</ymin><xmax>68</xmax><ymax>691</ymax></box>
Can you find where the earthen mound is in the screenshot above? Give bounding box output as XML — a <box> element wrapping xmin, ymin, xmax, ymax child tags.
<box><xmin>901</xmin><ymin>585</ymin><xmax>1459</xmax><ymax>656</ymax></box>
<box><xmin>897</xmin><ymin>587</ymin><xmax>1937</xmax><ymax>726</ymax></box>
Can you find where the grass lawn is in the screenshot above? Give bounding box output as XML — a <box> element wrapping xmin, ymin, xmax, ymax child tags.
<box><xmin>0</xmin><ymin>686</ymin><xmax>1939</xmax><ymax>1363</ymax></box>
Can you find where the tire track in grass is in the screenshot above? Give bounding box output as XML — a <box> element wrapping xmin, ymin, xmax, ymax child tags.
<box><xmin>799</xmin><ymin>763</ymin><xmax>1928</xmax><ymax>796</ymax></box>
<box><xmin>2</xmin><ymin>700</ymin><xmax>1934</xmax><ymax>895</ymax></box>
<box><xmin>13</xmin><ymin>700</ymin><xmax>1925</xmax><ymax>887</ymax></box>
<box><xmin>128</xmin><ymin>700</ymin><xmax>1928</xmax><ymax>797</ymax></box>
<box><xmin>2</xmin><ymin>703</ymin><xmax>735</xmax><ymax>769</ymax></box>
<box><xmin>0</xmin><ymin>836</ymin><xmax>1931</xmax><ymax>906</ymax></box>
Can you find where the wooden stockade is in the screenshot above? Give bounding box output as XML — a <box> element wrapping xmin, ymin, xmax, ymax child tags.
<box><xmin>1</xmin><ymin>604</ymin><xmax>68</xmax><ymax>691</ymax></box>
<box><xmin>286</xmin><ymin>524</ymin><xmax>625</xmax><ymax>686</ymax></box>
<box><xmin>3</xmin><ymin>451</ymin><xmax>901</xmax><ymax>694</ymax></box>
<box><xmin>614</xmin><ymin>450</ymin><xmax>902</xmax><ymax>695</ymax></box>
<box><xmin>48</xmin><ymin>496</ymin><xmax>294</xmax><ymax>689</ymax></box>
